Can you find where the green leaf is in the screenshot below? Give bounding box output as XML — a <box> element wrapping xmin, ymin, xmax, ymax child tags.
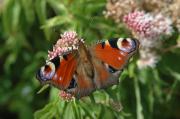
<box><xmin>2</xmin><ymin>0</ymin><xmax>15</xmax><ymax>34</ymax></box>
<box><xmin>47</xmin><ymin>0</ymin><xmax>67</xmax><ymax>14</ymax></box>
<box><xmin>41</xmin><ymin>16</ymin><xmax>70</xmax><ymax>29</ymax></box>
<box><xmin>12</xmin><ymin>0</ymin><xmax>21</xmax><ymax>30</ymax></box>
<box><xmin>79</xmin><ymin>102</ymin><xmax>95</xmax><ymax>119</ymax></box>
<box><xmin>4</xmin><ymin>52</ymin><xmax>17</xmax><ymax>73</ymax></box>
<box><xmin>35</xmin><ymin>0</ymin><xmax>51</xmax><ymax>40</ymax></box>
<box><xmin>34</xmin><ymin>99</ymin><xmax>59</xmax><ymax>119</ymax></box>
<box><xmin>134</xmin><ymin>77</ymin><xmax>144</xmax><ymax>119</ymax></box>
<box><xmin>168</xmin><ymin>68</ymin><xmax>180</xmax><ymax>81</ymax></box>
<box><xmin>20</xmin><ymin>0</ymin><xmax>35</xmax><ymax>23</ymax></box>
<box><xmin>72</xmin><ymin>100</ymin><xmax>81</xmax><ymax>119</ymax></box>
<box><xmin>128</xmin><ymin>63</ymin><xmax>136</xmax><ymax>78</ymax></box>
<box><xmin>37</xmin><ymin>85</ymin><xmax>50</xmax><ymax>94</ymax></box>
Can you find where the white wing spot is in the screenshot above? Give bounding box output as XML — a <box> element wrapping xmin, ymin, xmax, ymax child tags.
<box><xmin>118</xmin><ymin>57</ymin><xmax>122</xmax><ymax>60</ymax></box>
<box><xmin>119</xmin><ymin>51</ymin><xmax>126</xmax><ymax>56</ymax></box>
<box><xmin>59</xmin><ymin>77</ymin><xmax>62</xmax><ymax>81</ymax></box>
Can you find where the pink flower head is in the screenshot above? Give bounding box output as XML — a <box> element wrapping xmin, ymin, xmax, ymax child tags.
<box><xmin>123</xmin><ymin>11</ymin><xmax>153</xmax><ymax>38</ymax></box>
<box><xmin>60</xmin><ymin>91</ymin><xmax>74</xmax><ymax>101</ymax></box>
<box><xmin>137</xmin><ymin>50</ymin><xmax>160</xmax><ymax>69</ymax></box>
<box><xmin>123</xmin><ymin>11</ymin><xmax>173</xmax><ymax>41</ymax></box>
<box><xmin>48</xmin><ymin>31</ymin><xmax>84</xmax><ymax>60</ymax></box>
<box><xmin>123</xmin><ymin>11</ymin><xmax>173</xmax><ymax>69</ymax></box>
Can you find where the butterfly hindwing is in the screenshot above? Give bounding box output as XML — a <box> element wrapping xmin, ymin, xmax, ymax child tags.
<box><xmin>90</xmin><ymin>55</ymin><xmax>121</xmax><ymax>89</ymax></box>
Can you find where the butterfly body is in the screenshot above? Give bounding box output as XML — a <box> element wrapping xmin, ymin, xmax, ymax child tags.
<box><xmin>36</xmin><ymin>38</ymin><xmax>139</xmax><ymax>99</ymax></box>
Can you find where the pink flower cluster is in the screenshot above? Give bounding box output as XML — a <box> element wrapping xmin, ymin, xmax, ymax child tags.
<box><xmin>137</xmin><ymin>50</ymin><xmax>160</xmax><ymax>69</ymax></box>
<box><xmin>123</xmin><ymin>11</ymin><xmax>173</xmax><ymax>69</ymax></box>
<box><xmin>123</xmin><ymin>11</ymin><xmax>172</xmax><ymax>42</ymax></box>
<box><xmin>48</xmin><ymin>31</ymin><xmax>83</xmax><ymax>60</ymax></box>
<box><xmin>123</xmin><ymin>11</ymin><xmax>153</xmax><ymax>38</ymax></box>
<box><xmin>60</xmin><ymin>91</ymin><xmax>74</xmax><ymax>101</ymax></box>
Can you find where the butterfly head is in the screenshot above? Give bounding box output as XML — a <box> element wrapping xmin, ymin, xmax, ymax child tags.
<box><xmin>36</xmin><ymin>61</ymin><xmax>56</xmax><ymax>84</ymax></box>
<box><xmin>117</xmin><ymin>38</ymin><xmax>139</xmax><ymax>53</ymax></box>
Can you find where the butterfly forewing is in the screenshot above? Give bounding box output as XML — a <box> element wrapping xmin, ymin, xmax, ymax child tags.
<box><xmin>51</xmin><ymin>53</ymin><xmax>78</xmax><ymax>90</ymax></box>
<box><xmin>36</xmin><ymin>52</ymin><xmax>78</xmax><ymax>90</ymax></box>
<box><xmin>89</xmin><ymin>38</ymin><xmax>138</xmax><ymax>89</ymax></box>
<box><xmin>92</xmin><ymin>38</ymin><xmax>138</xmax><ymax>70</ymax></box>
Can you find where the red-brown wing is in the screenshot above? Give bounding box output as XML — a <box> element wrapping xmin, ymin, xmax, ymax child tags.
<box><xmin>66</xmin><ymin>65</ymin><xmax>96</xmax><ymax>99</ymax></box>
<box><xmin>93</xmin><ymin>43</ymin><xmax>129</xmax><ymax>70</ymax></box>
<box><xmin>51</xmin><ymin>53</ymin><xmax>77</xmax><ymax>90</ymax></box>
<box><xmin>89</xmin><ymin>38</ymin><xmax>138</xmax><ymax>89</ymax></box>
<box><xmin>89</xmin><ymin>53</ymin><xmax>121</xmax><ymax>89</ymax></box>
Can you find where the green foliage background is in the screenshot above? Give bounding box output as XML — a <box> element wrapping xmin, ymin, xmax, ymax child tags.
<box><xmin>0</xmin><ymin>0</ymin><xmax>180</xmax><ymax>119</ymax></box>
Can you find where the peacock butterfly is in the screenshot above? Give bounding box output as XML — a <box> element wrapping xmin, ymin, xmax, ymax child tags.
<box><xmin>36</xmin><ymin>38</ymin><xmax>139</xmax><ymax>99</ymax></box>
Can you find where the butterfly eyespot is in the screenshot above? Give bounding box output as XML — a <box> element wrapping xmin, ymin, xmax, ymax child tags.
<box><xmin>37</xmin><ymin>62</ymin><xmax>56</xmax><ymax>81</ymax></box>
<box><xmin>44</xmin><ymin>65</ymin><xmax>51</xmax><ymax>72</ymax></box>
<box><xmin>117</xmin><ymin>38</ymin><xmax>137</xmax><ymax>53</ymax></box>
<box><xmin>122</xmin><ymin>39</ymin><xmax>129</xmax><ymax>45</ymax></box>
